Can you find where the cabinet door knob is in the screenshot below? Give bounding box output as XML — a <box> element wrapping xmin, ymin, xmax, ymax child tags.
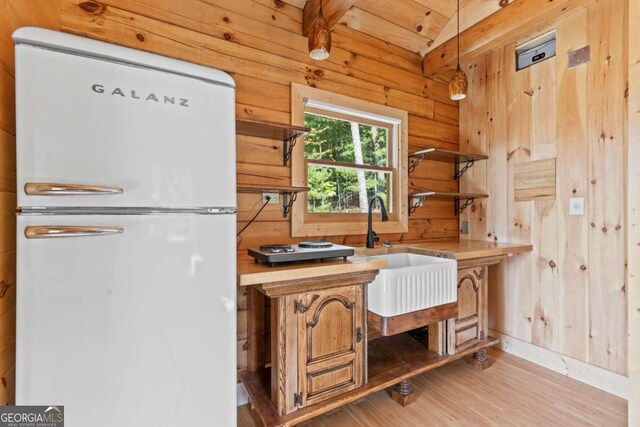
<box><xmin>356</xmin><ymin>327</ymin><xmax>363</xmax><ymax>342</ymax></box>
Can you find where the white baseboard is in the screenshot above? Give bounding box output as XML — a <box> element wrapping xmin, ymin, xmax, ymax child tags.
<box><xmin>237</xmin><ymin>382</ymin><xmax>249</xmax><ymax>406</ymax></box>
<box><xmin>490</xmin><ymin>329</ymin><xmax>628</xmax><ymax>399</ymax></box>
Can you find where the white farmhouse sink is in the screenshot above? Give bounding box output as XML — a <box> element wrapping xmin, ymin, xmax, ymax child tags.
<box><xmin>365</xmin><ymin>253</ymin><xmax>457</xmax><ymax>317</ymax></box>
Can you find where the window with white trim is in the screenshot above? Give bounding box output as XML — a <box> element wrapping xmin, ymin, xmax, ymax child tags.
<box><xmin>291</xmin><ymin>84</ymin><xmax>408</xmax><ymax>237</ymax></box>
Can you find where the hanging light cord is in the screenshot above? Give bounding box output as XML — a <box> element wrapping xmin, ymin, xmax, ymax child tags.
<box><xmin>457</xmin><ymin>0</ymin><xmax>460</xmax><ymax>69</ymax></box>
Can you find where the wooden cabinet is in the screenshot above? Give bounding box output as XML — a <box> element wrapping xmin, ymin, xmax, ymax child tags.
<box><xmin>297</xmin><ymin>286</ymin><xmax>364</xmax><ymax>408</ymax></box>
<box><xmin>447</xmin><ymin>266</ymin><xmax>488</xmax><ymax>355</ymax></box>
<box><xmin>270</xmin><ymin>282</ymin><xmax>368</xmax><ymax>415</ymax></box>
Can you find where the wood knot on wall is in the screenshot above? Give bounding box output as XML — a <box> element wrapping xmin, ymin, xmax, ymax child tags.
<box><xmin>79</xmin><ymin>1</ymin><xmax>106</xmax><ymax>15</ymax></box>
<box><xmin>0</xmin><ymin>281</ymin><xmax>14</xmax><ymax>299</ymax></box>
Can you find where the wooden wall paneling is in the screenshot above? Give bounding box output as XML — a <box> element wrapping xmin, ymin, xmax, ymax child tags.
<box><xmin>513</xmin><ymin>158</ymin><xmax>557</xmax><ymax>201</ymax></box>
<box><xmin>460</xmin><ymin>0</ymin><xmax>628</xmax><ymax>376</ymax></box>
<box><xmin>586</xmin><ymin>0</ymin><xmax>627</xmax><ymax>375</ymax></box>
<box><xmin>529</xmin><ymin>57</ymin><xmax>560</xmax><ymax>351</ymax></box>
<box><xmin>251</xmin><ymin>0</ymin><xmax>302</xmax><ymax>22</ymax></box>
<box><xmin>236</xmin><ymin>103</ymin><xmax>291</xmax><ymax>126</ymax></box>
<box><xmin>459</xmin><ymin>57</ymin><xmax>488</xmax><ymax>242</ymax></box>
<box><xmin>425</xmin><ymin>0</ymin><xmax>514</xmax><ymax>55</ymax></box>
<box><xmin>302</xmin><ymin>0</ymin><xmax>358</xmax><ymax>36</ymax></box>
<box><xmin>339</xmin><ymin>7</ymin><xmax>432</xmax><ymax>54</ymax></box>
<box><xmin>503</xmin><ymin>44</ymin><xmax>534</xmax><ymax>342</ymax></box>
<box><xmin>434</xmin><ymin>101</ymin><xmax>459</xmax><ymax>125</ymax></box>
<box><xmin>354</xmin><ymin>0</ymin><xmax>449</xmax><ymax>42</ymax></box>
<box><xmin>484</xmin><ymin>50</ymin><xmax>513</xmax><ymax>342</ymax></box>
<box><xmin>422</xmin><ymin>0</ymin><xmax>591</xmax><ymax>77</ymax></box>
<box><xmin>281</xmin><ymin>0</ymin><xmax>307</xmax><ymax>9</ymax></box>
<box><xmin>555</xmin><ymin>9</ymin><xmax>589</xmax><ymax>363</ymax></box>
<box><xmin>0</xmin><ymin>69</ymin><xmax>15</xmax><ymax>137</ymax></box>
<box><xmin>331</xmin><ymin>25</ymin><xmax>424</xmax><ymax>75</ymax></box>
<box><xmin>62</xmin><ymin>1</ymin><xmax>449</xmax><ymax>111</ymax></box>
<box><xmin>101</xmin><ymin>0</ymin><xmax>422</xmax><ymax>81</ymax></box>
<box><xmin>411</xmin><ymin>0</ymin><xmax>456</xmax><ymax>18</ymax></box>
<box><xmin>409</xmin><ymin>135</ymin><xmax>458</xmax><ymax>153</ymax></box>
<box><xmin>485</xmin><ymin>48</ymin><xmax>511</xmax><ymax>243</ymax></box>
<box><xmin>628</xmin><ymin>0</ymin><xmax>640</xmax><ymax>421</ymax></box>
<box><xmin>0</xmin><ymin>131</ymin><xmax>16</xmax><ymax>195</ymax></box>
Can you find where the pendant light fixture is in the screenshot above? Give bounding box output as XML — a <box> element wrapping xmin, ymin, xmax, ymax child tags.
<box><xmin>449</xmin><ymin>0</ymin><xmax>468</xmax><ymax>101</ymax></box>
<box><xmin>308</xmin><ymin>0</ymin><xmax>332</xmax><ymax>61</ymax></box>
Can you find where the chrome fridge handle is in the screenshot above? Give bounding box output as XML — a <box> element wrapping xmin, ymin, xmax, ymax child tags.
<box><xmin>25</xmin><ymin>226</ymin><xmax>124</xmax><ymax>239</ymax></box>
<box><xmin>24</xmin><ymin>182</ymin><xmax>123</xmax><ymax>195</ymax></box>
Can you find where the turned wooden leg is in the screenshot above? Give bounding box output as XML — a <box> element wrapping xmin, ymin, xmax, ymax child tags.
<box><xmin>389</xmin><ymin>379</ymin><xmax>416</xmax><ymax>406</ymax></box>
<box><xmin>471</xmin><ymin>348</ymin><xmax>489</xmax><ymax>370</ymax></box>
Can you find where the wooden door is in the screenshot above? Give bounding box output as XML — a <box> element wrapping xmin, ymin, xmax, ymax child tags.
<box><xmin>297</xmin><ymin>285</ymin><xmax>364</xmax><ymax>408</ymax></box>
<box><xmin>447</xmin><ymin>266</ymin><xmax>488</xmax><ymax>354</ymax></box>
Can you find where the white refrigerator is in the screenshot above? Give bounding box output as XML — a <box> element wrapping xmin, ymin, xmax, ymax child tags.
<box><xmin>14</xmin><ymin>28</ymin><xmax>237</xmax><ymax>426</ymax></box>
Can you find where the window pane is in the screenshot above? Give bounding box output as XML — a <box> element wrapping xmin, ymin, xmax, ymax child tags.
<box><xmin>307</xmin><ymin>166</ymin><xmax>391</xmax><ymax>213</ymax></box>
<box><xmin>304</xmin><ymin>113</ymin><xmax>388</xmax><ymax>167</ymax></box>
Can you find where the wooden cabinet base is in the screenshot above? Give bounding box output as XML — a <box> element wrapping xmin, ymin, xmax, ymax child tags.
<box><xmin>471</xmin><ymin>348</ymin><xmax>489</xmax><ymax>370</ymax></box>
<box><xmin>241</xmin><ymin>335</ymin><xmax>499</xmax><ymax>427</ymax></box>
<box><xmin>388</xmin><ymin>380</ymin><xmax>416</xmax><ymax>407</ymax></box>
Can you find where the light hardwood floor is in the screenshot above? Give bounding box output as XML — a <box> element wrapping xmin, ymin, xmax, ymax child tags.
<box><xmin>238</xmin><ymin>348</ymin><xmax>627</xmax><ymax>426</ymax></box>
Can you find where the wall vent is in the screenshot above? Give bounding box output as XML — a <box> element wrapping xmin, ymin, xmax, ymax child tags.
<box><xmin>516</xmin><ymin>31</ymin><xmax>556</xmax><ymax>71</ymax></box>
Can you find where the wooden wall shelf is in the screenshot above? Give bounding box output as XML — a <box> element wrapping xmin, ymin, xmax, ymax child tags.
<box><xmin>408</xmin><ymin>148</ymin><xmax>488</xmax><ymax>180</ymax></box>
<box><xmin>236</xmin><ymin>119</ymin><xmax>310</xmax><ymax>166</ymax></box>
<box><xmin>409</xmin><ymin>191</ymin><xmax>489</xmax><ymax>216</ymax></box>
<box><xmin>237</xmin><ymin>185</ymin><xmax>310</xmax><ymax>218</ymax></box>
<box><xmin>241</xmin><ymin>334</ymin><xmax>499</xmax><ymax>427</ymax></box>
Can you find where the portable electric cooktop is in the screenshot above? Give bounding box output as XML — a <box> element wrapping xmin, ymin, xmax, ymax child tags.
<box><xmin>248</xmin><ymin>242</ymin><xmax>355</xmax><ymax>267</ymax></box>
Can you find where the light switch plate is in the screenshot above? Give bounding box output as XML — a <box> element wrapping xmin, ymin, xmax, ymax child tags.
<box><xmin>569</xmin><ymin>197</ymin><xmax>584</xmax><ymax>216</ymax></box>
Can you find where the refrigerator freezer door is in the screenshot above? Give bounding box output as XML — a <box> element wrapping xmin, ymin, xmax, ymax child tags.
<box><xmin>16</xmin><ymin>214</ymin><xmax>236</xmax><ymax>427</ymax></box>
<box><xmin>16</xmin><ymin>44</ymin><xmax>235</xmax><ymax>208</ymax></box>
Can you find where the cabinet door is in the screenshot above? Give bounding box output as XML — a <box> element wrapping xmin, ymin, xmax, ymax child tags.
<box><xmin>447</xmin><ymin>267</ymin><xmax>487</xmax><ymax>354</ymax></box>
<box><xmin>297</xmin><ymin>285</ymin><xmax>364</xmax><ymax>408</ymax></box>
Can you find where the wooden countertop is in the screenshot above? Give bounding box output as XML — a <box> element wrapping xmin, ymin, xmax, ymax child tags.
<box><xmin>237</xmin><ymin>240</ymin><xmax>532</xmax><ymax>286</ymax></box>
<box><xmin>237</xmin><ymin>255</ymin><xmax>386</xmax><ymax>287</ymax></box>
<box><xmin>357</xmin><ymin>240</ymin><xmax>533</xmax><ymax>261</ymax></box>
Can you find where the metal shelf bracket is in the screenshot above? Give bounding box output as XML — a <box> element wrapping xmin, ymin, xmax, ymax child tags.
<box><xmin>454</xmin><ymin>160</ymin><xmax>475</xmax><ymax>180</ymax></box>
<box><xmin>283</xmin><ymin>133</ymin><xmax>304</xmax><ymax>166</ymax></box>
<box><xmin>282</xmin><ymin>192</ymin><xmax>299</xmax><ymax>218</ymax></box>
<box><xmin>408</xmin><ymin>196</ymin><xmax>425</xmax><ymax>215</ymax></box>
<box><xmin>408</xmin><ymin>153</ymin><xmax>425</xmax><ymax>174</ymax></box>
<box><xmin>454</xmin><ymin>198</ymin><xmax>475</xmax><ymax>216</ymax></box>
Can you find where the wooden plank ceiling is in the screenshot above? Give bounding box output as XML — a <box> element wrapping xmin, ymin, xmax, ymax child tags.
<box><xmin>283</xmin><ymin>0</ymin><xmax>512</xmax><ymax>56</ymax></box>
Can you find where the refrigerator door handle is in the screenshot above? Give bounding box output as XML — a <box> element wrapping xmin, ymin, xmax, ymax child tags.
<box><xmin>24</xmin><ymin>182</ymin><xmax>124</xmax><ymax>195</ymax></box>
<box><xmin>25</xmin><ymin>226</ymin><xmax>124</xmax><ymax>239</ymax></box>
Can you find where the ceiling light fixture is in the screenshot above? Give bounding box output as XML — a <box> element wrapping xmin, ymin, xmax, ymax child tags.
<box><xmin>449</xmin><ymin>0</ymin><xmax>468</xmax><ymax>101</ymax></box>
<box><xmin>308</xmin><ymin>0</ymin><xmax>331</xmax><ymax>61</ymax></box>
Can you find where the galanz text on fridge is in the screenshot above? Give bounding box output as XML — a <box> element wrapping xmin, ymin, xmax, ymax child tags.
<box><xmin>91</xmin><ymin>84</ymin><xmax>189</xmax><ymax>107</ymax></box>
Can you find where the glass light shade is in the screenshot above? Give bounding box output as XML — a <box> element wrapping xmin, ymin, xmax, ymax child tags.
<box><xmin>308</xmin><ymin>14</ymin><xmax>331</xmax><ymax>61</ymax></box>
<box><xmin>449</xmin><ymin>66</ymin><xmax>468</xmax><ymax>101</ymax></box>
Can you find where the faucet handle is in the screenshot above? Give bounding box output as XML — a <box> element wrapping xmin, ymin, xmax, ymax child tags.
<box><xmin>372</xmin><ymin>231</ymin><xmax>380</xmax><ymax>243</ymax></box>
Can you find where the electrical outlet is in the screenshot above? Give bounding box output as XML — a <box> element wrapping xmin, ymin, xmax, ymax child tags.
<box><xmin>262</xmin><ymin>192</ymin><xmax>279</xmax><ymax>204</ymax></box>
<box><xmin>460</xmin><ymin>221</ymin><xmax>469</xmax><ymax>234</ymax></box>
<box><xmin>569</xmin><ymin>197</ymin><xmax>584</xmax><ymax>216</ymax></box>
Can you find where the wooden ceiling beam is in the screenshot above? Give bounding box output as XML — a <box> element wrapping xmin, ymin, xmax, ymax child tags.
<box><xmin>302</xmin><ymin>0</ymin><xmax>358</xmax><ymax>36</ymax></box>
<box><xmin>422</xmin><ymin>0</ymin><xmax>591</xmax><ymax>77</ymax></box>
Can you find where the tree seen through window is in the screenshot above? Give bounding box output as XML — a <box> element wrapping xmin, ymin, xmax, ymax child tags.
<box><xmin>304</xmin><ymin>113</ymin><xmax>391</xmax><ymax>213</ymax></box>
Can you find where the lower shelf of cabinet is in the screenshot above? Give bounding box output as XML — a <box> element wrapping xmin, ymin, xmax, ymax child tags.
<box><xmin>241</xmin><ymin>333</ymin><xmax>500</xmax><ymax>427</ymax></box>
